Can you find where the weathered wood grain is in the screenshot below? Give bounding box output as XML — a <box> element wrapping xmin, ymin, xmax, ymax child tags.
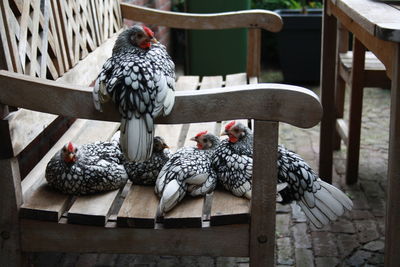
<box><xmin>250</xmin><ymin>120</ymin><xmax>278</xmax><ymax>267</ymax></box>
<box><xmin>121</xmin><ymin>3</ymin><xmax>283</xmax><ymax>32</ymax></box>
<box><xmin>21</xmin><ymin>219</ymin><xmax>250</xmax><ymax>257</ymax></box>
<box><xmin>210</xmin><ymin>190</ymin><xmax>250</xmax><ymax>226</ymax></box>
<box><xmin>68</xmin><ymin>189</ymin><xmax>121</xmax><ymax>226</ymax></box>
<box><xmin>0</xmin><ymin>71</ymin><xmax>322</xmax><ymax>129</ymax></box>
<box><xmin>117</xmin><ymin>185</ymin><xmax>158</xmax><ymax>228</ymax></box>
<box><xmin>163</xmin><ymin>196</ymin><xmax>204</xmax><ymax>228</ymax></box>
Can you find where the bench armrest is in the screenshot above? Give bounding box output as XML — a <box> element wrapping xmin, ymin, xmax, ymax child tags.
<box><xmin>120</xmin><ymin>3</ymin><xmax>283</xmax><ymax>32</ymax></box>
<box><xmin>0</xmin><ymin>70</ymin><xmax>322</xmax><ymax>128</ymax></box>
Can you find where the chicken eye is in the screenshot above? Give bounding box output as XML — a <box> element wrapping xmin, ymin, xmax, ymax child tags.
<box><xmin>203</xmin><ymin>138</ymin><xmax>208</xmax><ymax>143</ymax></box>
<box><xmin>137</xmin><ymin>33</ymin><xmax>143</xmax><ymax>38</ymax></box>
<box><xmin>233</xmin><ymin>128</ymin><xmax>239</xmax><ymax>133</ymax></box>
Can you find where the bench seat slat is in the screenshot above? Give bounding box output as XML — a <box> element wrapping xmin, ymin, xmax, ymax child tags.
<box><xmin>163</xmin><ymin>196</ymin><xmax>204</xmax><ymax>228</ymax></box>
<box><xmin>210</xmin><ymin>190</ymin><xmax>250</xmax><ymax>226</ymax></box>
<box><xmin>68</xmin><ymin>188</ymin><xmax>121</xmax><ymax>226</ymax></box>
<box><xmin>117</xmin><ymin>185</ymin><xmax>159</xmax><ymax>228</ymax></box>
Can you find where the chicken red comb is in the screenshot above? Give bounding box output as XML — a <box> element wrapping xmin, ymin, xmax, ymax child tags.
<box><xmin>143</xmin><ymin>25</ymin><xmax>154</xmax><ymax>37</ymax></box>
<box><xmin>196</xmin><ymin>130</ymin><xmax>208</xmax><ymax>137</ymax></box>
<box><xmin>225</xmin><ymin>121</ymin><xmax>236</xmax><ymax>131</ymax></box>
<box><xmin>67</xmin><ymin>142</ymin><xmax>74</xmax><ymax>152</ymax></box>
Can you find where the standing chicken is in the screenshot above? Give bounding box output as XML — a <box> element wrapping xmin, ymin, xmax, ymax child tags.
<box><xmin>124</xmin><ymin>136</ymin><xmax>171</xmax><ymax>185</ymax></box>
<box><xmin>155</xmin><ymin>131</ymin><xmax>220</xmax><ymax>215</ymax></box>
<box><xmin>45</xmin><ymin>141</ymin><xmax>128</xmax><ymax>195</ymax></box>
<box><xmin>93</xmin><ymin>25</ymin><xmax>175</xmax><ymax>162</ymax></box>
<box><xmin>212</xmin><ymin>121</ymin><xmax>353</xmax><ymax>228</ymax></box>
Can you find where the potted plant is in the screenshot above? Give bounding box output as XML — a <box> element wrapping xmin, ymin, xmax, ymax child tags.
<box><xmin>253</xmin><ymin>0</ymin><xmax>323</xmax><ymax>83</ymax></box>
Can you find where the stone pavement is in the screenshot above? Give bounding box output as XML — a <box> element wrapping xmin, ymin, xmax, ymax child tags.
<box><xmin>31</xmin><ymin>84</ymin><xmax>389</xmax><ymax>266</ymax></box>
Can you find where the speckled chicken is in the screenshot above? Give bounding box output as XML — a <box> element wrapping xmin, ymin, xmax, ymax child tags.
<box><xmin>211</xmin><ymin>121</ymin><xmax>253</xmax><ymax>199</ymax></box>
<box><xmin>124</xmin><ymin>136</ymin><xmax>171</xmax><ymax>185</ymax></box>
<box><xmin>45</xmin><ymin>141</ymin><xmax>128</xmax><ymax>195</ymax></box>
<box><xmin>155</xmin><ymin>131</ymin><xmax>220</xmax><ymax>215</ymax></box>
<box><xmin>212</xmin><ymin>121</ymin><xmax>353</xmax><ymax>228</ymax></box>
<box><xmin>93</xmin><ymin>25</ymin><xmax>175</xmax><ymax>162</ymax></box>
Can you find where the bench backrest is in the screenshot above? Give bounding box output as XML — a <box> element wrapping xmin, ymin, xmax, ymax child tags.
<box><xmin>0</xmin><ymin>0</ymin><xmax>122</xmax><ymax>80</ymax></box>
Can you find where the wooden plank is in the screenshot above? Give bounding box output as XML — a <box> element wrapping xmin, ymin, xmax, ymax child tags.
<box><xmin>250</xmin><ymin>120</ymin><xmax>278</xmax><ymax>267</ymax></box>
<box><xmin>121</xmin><ymin>3</ymin><xmax>283</xmax><ymax>32</ymax></box>
<box><xmin>21</xmin><ymin>219</ymin><xmax>249</xmax><ymax>257</ymax></box>
<box><xmin>0</xmin><ymin>71</ymin><xmax>323</xmax><ymax>129</ymax></box>
<box><xmin>20</xmin><ymin>120</ymin><xmax>119</xmax><ymax>221</ymax></box>
<box><xmin>117</xmin><ymin>185</ymin><xmax>158</xmax><ymax>228</ymax></box>
<box><xmin>199</xmin><ymin>76</ymin><xmax>224</xmax><ymax>89</ymax></box>
<box><xmin>335</xmin><ymin>0</ymin><xmax>400</xmax><ymax>40</ymax></box>
<box><xmin>68</xmin><ymin>189</ymin><xmax>121</xmax><ymax>226</ymax></box>
<box><xmin>210</xmin><ymin>190</ymin><xmax>250</xmax><ymax>226</ymax></box>
<box><xmin>225</xmin><ymin>73</ymin><xmax>247</xmax><ymax>87</ymax></box>
<box><xmin>340</xmin><ymin>51</ymin><xmax>386</xmax><ymax>71</ymax></box>
<box><xmin>163</xmin><ymin>196</ymin><xmax>204</xmax><ymax>228</ymax></box>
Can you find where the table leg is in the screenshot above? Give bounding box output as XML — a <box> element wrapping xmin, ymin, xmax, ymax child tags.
<box><xmin>319</xmin><ymin>6</ymin><xmax>337</xmax><ymax>183</ymax></box>
<box><xmin>345</xmin><ymin>38</ymin><xmax>365</xmax><ymax>184</ymax></box>
<box><xmin>385</xmin><ymin>43</ymin><xmax>400</xmax><ymax>267</ymax></box>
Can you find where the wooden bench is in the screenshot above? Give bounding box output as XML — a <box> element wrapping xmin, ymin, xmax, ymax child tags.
<box><xmin>0</xmin><ymin>1</ymin><xmax>322</xmax><ymax>266</ymax></box>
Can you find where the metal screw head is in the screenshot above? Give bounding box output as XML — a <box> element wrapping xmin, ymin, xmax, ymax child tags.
<box><xmin>1</xmin><ymin>231</ymin><xmax>10</xmax><ymax>240</ymax></box>
<box><xmin>257</xmin><ymin>235</ymin><xmax>268</xmax><ymax>243</ymax></box>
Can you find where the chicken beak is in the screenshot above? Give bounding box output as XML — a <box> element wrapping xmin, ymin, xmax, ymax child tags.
<box><xmin>190</xmin><ymin>137</ymin><xmax>196</xmax><ymax>141</ymax></box>
<box><xmin>220</xmin><ymin>131</ymin><xmax>227</xmax><ymax>136</ymax></box>
<box><xmin>151</xmin><ymin>37</ymin><xmax>158</xmax><ymax>43</ymax></box>
<box><xmin>68</xmin><ymin>153</ymin><xmax>74</xmax><ymax>160</ymax></box>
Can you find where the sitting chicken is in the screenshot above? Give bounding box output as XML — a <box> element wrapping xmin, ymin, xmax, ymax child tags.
<box><xmin>155</xmin><ymin>131</ymin><xmax>220</xmax><ymax>215</ymax></box>
<box><xmin>45</xmin><ymin>141</ymin><xmax>128</xmax><ymax>195</ymax></box>
<box><xmin>212</xmin><ymin>121</ymin><xmax>353</xmax><ymax>228</ymax></box>
<box><xmin>124</xmin><ymin>136</ymin><xmax>171</xmax><ymax>185</ymax></box>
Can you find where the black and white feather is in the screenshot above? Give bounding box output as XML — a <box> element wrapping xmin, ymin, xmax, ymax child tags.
<box><xmin>155</xmin><ymin>132</ymin><xmax>220</xmax><ymax>215</ymax></box>
<box><xmin>124</xmin><ymin>136</ymin><xmax>171</xmax><ymax>185</ymax></box>
<box><xmin>45</xmin><ymin>141</ymin><xmax>128</xmax><ymax>195</ymax></box>
<box><xmin>212</xmin><ymin>121</ymin><xmax>353</xmax><ymax>229</ymax></box>
<box><xmin>211</xmin><ymin>121</ymin><xmax>253</xmax><ymax>199</ymax></box>
<box><xmin>93</xmin><ymin>25</ymin><xmax>175</xmax><ymax>162</ymax></box>
<box><xmin>277</xmin><ymin>145</ymin><xmax>353</xmax><ymax>228</ymax></box>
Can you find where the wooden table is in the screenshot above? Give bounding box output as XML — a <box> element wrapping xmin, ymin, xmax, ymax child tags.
<box><xmin>319</xmin><ymin>0</ymin><xmax>400</xmax><ymax>265</ymax></box>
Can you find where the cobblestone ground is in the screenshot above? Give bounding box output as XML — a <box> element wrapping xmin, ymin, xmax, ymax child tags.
<box><xmin>31</xmin><ymin>84</ymin><xmax>389</xmax><ymax>266</ymax></box>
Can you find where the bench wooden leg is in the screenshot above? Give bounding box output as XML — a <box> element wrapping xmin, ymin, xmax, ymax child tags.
<box><xmin>345</xmin><ymin>38</ymin><xmax>365</xmax><ymax>184</ymax></box>
<box><xmin>0</xmin><ymin>158</ymin><xmax>25</xmax><ymax>267</ymax></box>
<box><xmin>250</xmin><ymin>120</ymin><xmax>278</xmax><ymax>266</ymax></box>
